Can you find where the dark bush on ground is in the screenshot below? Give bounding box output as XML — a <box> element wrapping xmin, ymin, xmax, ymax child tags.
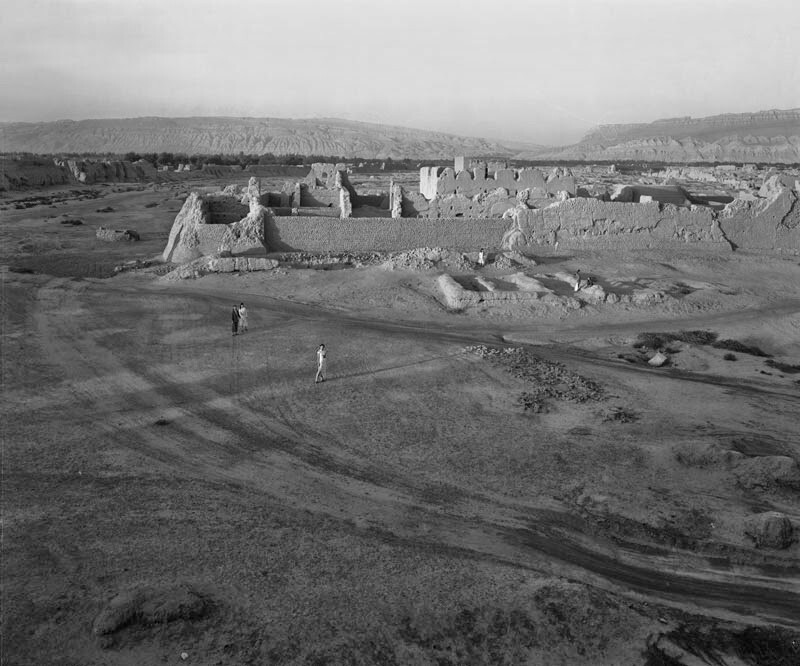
<box><xmin>764</xmin><ymin>359</ymin><xmax>800</xmax><ymax>373</ymax></box>
<box><xmin>635</xmin><ymin>331</ymin><xmax>774</xmax><ymax>359</ymax></box>
<box><xmin>723</xmin><ymin>353</ymin><xmax>737</xmax><ymax>361</ymax></box>
<box><xmin>635</xmin><ymin>330</ymin><xmax>718</xmax><ymax>349</ymax></box>
<box><xmin>635</xmin><ymin>333</ymin><xmax>673</xmax><ymax>349</ymax></box>
<box><xmin>712</xmin><ymin>339</ymin><xmax>772</xmax><ymax>357</ymax></box>
<box><xmin>675</xmin><ymin>330</ymin><xmax>718</xmax><ymax>345</ymax></box>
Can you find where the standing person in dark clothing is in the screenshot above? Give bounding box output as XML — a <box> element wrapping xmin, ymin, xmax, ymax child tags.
<box><xmin>231</xmin><ymin>304</ymin><xmax>240</xmax><ymax>335</ymax></box>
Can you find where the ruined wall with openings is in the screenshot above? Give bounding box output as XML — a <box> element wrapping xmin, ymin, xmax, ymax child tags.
<box><xmin>420</xmin><ymin>166</ymin><xmax>575</xmax><ymax>200</ymax></box>
<box><xmin>164</xmin><ymin>177</ymin><xmax>800</xmax><ymax>262</ymax></box>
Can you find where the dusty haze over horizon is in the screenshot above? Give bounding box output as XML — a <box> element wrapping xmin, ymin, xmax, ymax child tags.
<box><xmin>1</xmin><ymin>0</ymin><xmax>798</xmax><ymax>146</ymax></box>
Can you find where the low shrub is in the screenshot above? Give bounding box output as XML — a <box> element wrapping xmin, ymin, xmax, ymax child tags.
<box><xmin>635</xmin><ymin>330</ymin><xmax>717</xmax><ymax>349</ymax></box>
<box><xmin>712</xmin><ymin>339</ymin><xmax>772</xmax><ymax>357</ymax></box>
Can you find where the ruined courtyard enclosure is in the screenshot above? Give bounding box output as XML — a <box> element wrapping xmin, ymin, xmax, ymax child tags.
<box><xmin>2</xmin><ymin>170</ymin><xmax>800</xmax><ymax>665</ymax></box>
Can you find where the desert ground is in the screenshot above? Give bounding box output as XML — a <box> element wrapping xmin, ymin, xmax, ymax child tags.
<box><xmin>2</xmin><ymin>179</ymin><xmax>800</xmax><ymax>665</ymax></box>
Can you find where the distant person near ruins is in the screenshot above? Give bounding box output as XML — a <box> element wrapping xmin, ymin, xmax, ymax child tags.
<box><xmin>238</xmin><ymin>303</ymin><xmax>248</xmax><ymax>332</ymax></box>
<box><xmin>478</xmin><ymin>248</ymin><xmax>486</xmax><ymax>267</ymax></box>
<box><xmin>315</xmin><ymin>344</ymin><xmax>327</xmax><ymax>384</ymax></box>
<box><xmin>231</xmin><ymin>304</ymin><xmax>240</xmax><ymax>336</ymax></box>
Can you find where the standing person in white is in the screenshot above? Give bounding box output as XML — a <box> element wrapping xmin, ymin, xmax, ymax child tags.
<box><xmin>315</xmin><ymin>344</ymin><xmax>327</xmax><ymax>384</ymax></box>
<box><xmin>238</xmin><ymin>303</ymin><xmax>248</xmax><ymax>332</ymax></box>
<box><xmin>477</xmin><ymin>248</ymin><xmax>486</xmax><ymax>267</ymax></box>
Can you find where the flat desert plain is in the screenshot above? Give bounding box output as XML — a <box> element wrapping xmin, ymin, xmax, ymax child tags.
<box><xmin>2</xmin><ymin>181</ymin><xmax>800</xmax><ymax>665</ymax></box>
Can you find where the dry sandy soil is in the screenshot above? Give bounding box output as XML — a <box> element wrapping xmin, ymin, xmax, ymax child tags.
<box><xmin>2</xmin><ymin>182</ymin><xmax>800</xmax><ymax>665</ymax></box>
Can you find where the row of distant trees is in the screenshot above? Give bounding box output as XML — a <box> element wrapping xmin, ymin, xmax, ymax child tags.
<box><xmin>8</xmin><ymin>152</ymin><xmax>788</xmax><ymax>171</ymax></box>
<box><xmin>121</xmin><ymin>151</ymin><xmax>308</xmax><ymax>167</ymax></box>
<box><xmin>118</xmin><ymin>152</ymin><xmax>437</xmax><ymax>172</ymax></box>
<box><xmin>4</xmin><ymin>150</ymin><xmax>443</xmax><ymax>171</ymax></box>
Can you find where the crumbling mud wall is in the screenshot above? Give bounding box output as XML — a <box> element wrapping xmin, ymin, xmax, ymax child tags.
<box><xmin>420</xmin><ymin>190</ymin><xmax>520</xmax><ymax>219</ymax></box>
<box><xmin>162</xmin><ymin>191</ymin><xmax>269</xmax><ymax>262</ymax></box>
<box><xmin>244</xmin><ymin>164</ymin><xmax>308</xmax><ymax>178</ymax></box>
<box><xmin>265</xmin><ymin>217</ymin><xmax>511</xmax><ymax>253</ymax></box>
<box><xmin>262</xmin><ymin>208</ymin><xmax>728</xmax><ymax>254</ymax></box>
<box><xmin>0</xmin><ymin>157</ymin><xmax>73</xmax><ymax>190</ymax></box>
<box><xmin>205</xmin><ymin>199</ymin><xmax>249</xmax><ymax>224</ymax></box>
<box><xmin>299</xmin><ymin>163</ymin><xmax>358</xmax><ymax>218</ymax></box>
<box><xmin>717</xmin><ymin>174</ymin><xmax>800</xmax><ymax>252</ymax></box>
<box><xmin>420</xmin><ymin>166</ymin><xmax>575</xmax><ymax>200</ymax></box>
<box><xmin>0</xmin><ymin>157</ymin><xmax>159</xmax><ymax>190</ymax></box>
<box><xmin>1</xmin><ymin>156</ymin><xmax>242</xmax><ymax>191</ymax></box>
<box><xmin>608</xmin><ymin>184</ymin><xmax>692</xmax><ymax>206</ymax></box>
<box><xmin>164</xmin><ymin>176</ymin><xmax>800</xmax><ymax>261</ymax></box>
<box><xmin>513</xmin><ymin>198</ymin><xmax>731</xmax><ymax>252</ymax></box>
<box><xmin>58</xmin><ymin>158</ymin><xmax>159</xmax><ymax>184</ymax></box>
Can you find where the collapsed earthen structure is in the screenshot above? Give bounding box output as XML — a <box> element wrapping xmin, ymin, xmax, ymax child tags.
<box><xmin>0</xmin><ymin>155</ymin><xmax>281</xmax><ymax>191</ymax></box>
<box><xmin>403</xmin><ymin>161</ymin><xmax>577</xmax><ymax>219</ymax></box>
<box><xmin>162</xmin><ymin>177</ymin><xmax>273</xmax><ymax>263</ymax></box>
<box><xmin>162</xmin><ymin>169</ymin><xmax>800</xmax><ymax>263</ymax></box>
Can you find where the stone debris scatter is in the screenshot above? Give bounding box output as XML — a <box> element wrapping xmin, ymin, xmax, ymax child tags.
<box><xmin>467</xmin><ymin>345</ymin><xmax>604</xmax><ymax>412</ymax></box>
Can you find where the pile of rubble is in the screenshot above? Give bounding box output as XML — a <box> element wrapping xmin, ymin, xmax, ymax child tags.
<box><xmin>96</xmin><ymin>227</ymin><xmax>139</xmax><ymax>242</ymax></box>
<box><xmin>467</xmin><ymin>345</ymin><xmax>604</xmax><ymax>412</ymax></box>
<box><xmin>161</xmin><ymin>256</ymin><xmax>278</xmax><ymax>280</ymax></box>
<box><xmin>275</xmin><ymin>251</ymin><xmax>383</xmax><ymax>268</ymax></box>
<box><xmin>381</xmin><ymin>247</ymin><xmax>472</xmax><ymax>271</ymax></box>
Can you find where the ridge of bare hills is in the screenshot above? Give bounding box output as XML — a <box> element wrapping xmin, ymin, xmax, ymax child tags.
<box><xmin>0</xmin><ymin>116</ymin><xmax>544</xmax><ymax>160</ymax></box>
<box><xmin>523</xmin><ymin>108</ymin><xmax>800</xmax><ymax>163</ymax></box>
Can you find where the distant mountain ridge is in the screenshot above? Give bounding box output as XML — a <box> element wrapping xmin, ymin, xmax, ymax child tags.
<box><xmin>0</xmin><ymin>116</ymin><xmax>542</xmax><ymax>160</ymax></box>
<box><xmin>3</xmin><ymin>109</ymin><xmax>799</xmax><ymax>163</ymax></box>
<box><xmin>526</xmin><ymin>109</ymin><xmax>800</xmax><ymax>163</ymax></box>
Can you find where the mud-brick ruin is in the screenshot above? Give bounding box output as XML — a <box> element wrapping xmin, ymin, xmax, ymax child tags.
<box><xmin>163</xmin><ymin>157</ymin><xmax>800</xmax><ymax>267</ymax></box>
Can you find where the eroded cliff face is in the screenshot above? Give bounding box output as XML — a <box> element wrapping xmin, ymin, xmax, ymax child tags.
<box><xmin>0</xmin><ymin>117</ymin><xmax>539</xmax><ymax>160</ymax></box>
<box><xmin>537</xmin><ymin>136</ymin><xmax>800</xmax><ymax>164</ymax></box>
<box><xmin>530</xmin><ymin>110</ymin><xmax>800</xmax><ymax>164</ymax></box>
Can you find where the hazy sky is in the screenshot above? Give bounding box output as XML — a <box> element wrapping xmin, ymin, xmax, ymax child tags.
<box><xmin>1</xmin><ymin>0</ymin><xmax>798</xmax><ymax>145</ymax></box>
